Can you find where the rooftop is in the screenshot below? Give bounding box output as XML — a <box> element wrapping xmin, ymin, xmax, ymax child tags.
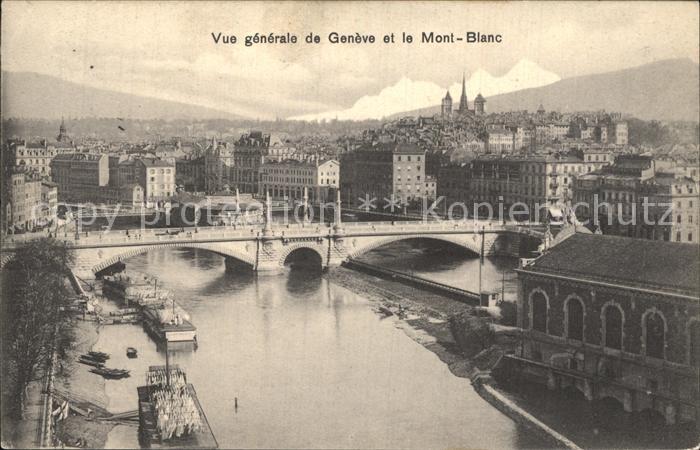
<box><xmin>52</xmin><ymin>153</ymin><xmax>105</xmax><ymax>162</ymax></box>
<box><xmin>139</xmin><ymin>158</ymin><xmax>174</xmax><ymax>168</ymax></box>
<box><xmin>521</xmin><ymin>233</ymin><xmax>699</xmax><ymax>298</ymax></box>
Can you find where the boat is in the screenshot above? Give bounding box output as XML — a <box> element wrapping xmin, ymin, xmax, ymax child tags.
<box><xmin>90</xmin><ymin>367</ymin><xmax>131</xmax><ymax>379</ymax></box>
<box><xmin>87</xmin><ymin>351</ymin><xmax>109</xmax><ymax>362</ymax></box>
<box><xmin>377</xmin><ymin>305</ymin><xmax>393</xmax><ymax>317</ymax></box>
<box><xmin>78</xmin><ymin>357</ymin><xmax>105</xmax><ymax>368</ymax></box>
<box><xmin>137</xmin><ymin>365</ymin><xmax>218</xmax><ymax>447</ymax></box>
<box><xmin>103</xmin><ymin>272</ymin><xmax>173</xmax><ymax>307</ymax></box>
<box><xmin>110</xmin><ymin>308</ymin><xmax>140</xmax><ymax>316</ymax></box>
<box><xmin>126</xmin><ymin>347</ymin><xmax>138</xmax><ymax>358</ymax></box>
<box><xmin>142</xmin><ymin>305</ymin><xmax>197</xmax><ymax>343</ymax></box>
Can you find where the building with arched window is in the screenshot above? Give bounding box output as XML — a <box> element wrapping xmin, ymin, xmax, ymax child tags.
<box><xmin>512</xmin><ymin>233</ymin><xmax>699</xmax><ymax>426</ymax></box>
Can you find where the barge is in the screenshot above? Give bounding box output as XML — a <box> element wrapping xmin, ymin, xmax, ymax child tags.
<box><xmin>138</xmin><ymin>365</ymin><xmax>217</xmax><ymax>448</ymax></box>
<box><xmin>102</xmin><ymin>271</ymin><xmax>197</xmax><ymax>344</ymax></box>
<box><xmin>143</xmin><ymin>307</ymin><xmax>197</xmax><ymax>343</ymax></box>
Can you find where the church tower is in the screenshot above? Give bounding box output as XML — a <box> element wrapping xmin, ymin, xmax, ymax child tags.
<box><xmin>458</xmin><ymin>72</ymin><xmax>468</xmax><ymax>114</ymax></box>
<box><xmin>474</xmin><ymin>93</ymin><xmax>486</xmax><ymax>116</ymax></box>
<box><xmin>441</xmin><ymin>91</ymin><xmax>452</xmax><ymax>118</ymax></box>
<box><xmin>57</xmin><ymin>117</ymin><xmax>68</xmax><ymax>142</ymax></box>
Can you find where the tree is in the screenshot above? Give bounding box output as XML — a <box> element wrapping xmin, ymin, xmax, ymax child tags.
<box><xmin>1</xmin><ymin>238</ymin><xmax>75</xmax><ymax>418</ymax></box>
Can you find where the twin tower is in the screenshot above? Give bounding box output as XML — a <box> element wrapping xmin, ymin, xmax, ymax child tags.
<box><xmin>441</xmin><ymin>73</ymin><xmax>485</xmax><ymax>118</ymax></box>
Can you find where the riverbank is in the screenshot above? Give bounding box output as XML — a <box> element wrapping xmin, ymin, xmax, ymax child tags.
<box><xmin>327</xmin><ymin>266</ymin><xmax>576</xmax><ymax>449</ymax></box>
<box><xmin>53</xmin><ymin>319</ymin><xmax>114</xmax><ymax>448</ymax></box>
<box><xmin>326</xmin><ymin>266</ymin><xmax>485</xmax><ymax>379</ymax></box>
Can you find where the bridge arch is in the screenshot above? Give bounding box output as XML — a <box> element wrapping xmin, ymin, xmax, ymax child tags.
<box><xmin>346</xmin><ymin>234</ymin><xmax>482</xmax><ymax>259</ymax></box>
<box><xmin>86</xmin><ymin>241</ymin><xmax>256</xmax><ymax>276</ymax></box>
<box><xmin>277</xmin><ymin>243</ymin><xmax>326</xmax><ymax>268</ymax></box>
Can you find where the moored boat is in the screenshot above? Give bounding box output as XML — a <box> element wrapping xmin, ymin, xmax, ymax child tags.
<box><xmin>142</xmin><ymin>306</ymin><xmax>197</xmax><ymax>343</ymax></box>
<box><xmin>87</xmin><ymin>351</ymin><xmax>109</xmax><ymax>362</ymax></box>
<box><xmin>90</xmin><ymin>367</ymin><xmax>131</xmax><ymax>379</ymax></box>
<box><xmin>78</xmin><ymin>356</ymin><xmax>105</xmax><ymax>368</ymax></box>
<box><xmin>127</xmin><ymin>347</ymin><xmax>138</xmax><ymax>358</ymax></box>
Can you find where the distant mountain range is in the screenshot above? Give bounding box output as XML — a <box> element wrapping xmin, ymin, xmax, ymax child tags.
<box><xmin>1</xmin><ymin>71</ymin><xmax>242</xmax><ymax>120</ymax></box>
<box><xmin>291</xmin><ymin>59</ymin><xmax>561</xmax><ymax>121</ymax></box>
<box><xmin>391</xmin><ymin>59</ymin><xmax>699</xmax><ymax>122</ymax></box>
<box><xmin>2</xmin><ymin>58</ymin><xmax>698</xmax><ymax>123</ymax></box>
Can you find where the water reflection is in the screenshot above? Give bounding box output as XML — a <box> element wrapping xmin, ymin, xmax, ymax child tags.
<box><xmin>357</xmin><ymin>238</ymin><xmax>519</xmax><ymax>300</ymax></box>
<box><xmin>100</xmin><ymin>247</ymin><xmax>539</xmax><ymax>449</ymax></box>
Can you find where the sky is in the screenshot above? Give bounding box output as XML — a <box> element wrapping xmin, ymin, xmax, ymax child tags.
<box><xmin>2</xmin><ymin>1</ymin><xmax>698</xmax><ymax>120</ymax></box>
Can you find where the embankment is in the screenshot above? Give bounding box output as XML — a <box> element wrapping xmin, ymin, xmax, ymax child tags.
<box><xmin>472</xmin><ymin>377</ymin><xmax>582</xmax><ymax>449</ymax></box>
<box><xmin>327</xmin><ymin>265</ymin><xmax>581</xmax><ymax>449</ymax></box>
<box><xmin>53</xmin><ymin>320</ymin><xmax>114</xmax><ymax>448</ymax></box>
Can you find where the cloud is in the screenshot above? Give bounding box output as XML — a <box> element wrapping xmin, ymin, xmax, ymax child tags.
<box><xmin>292</xmin><ymin>59</ymin><xmax>561</xmax><ymax>121</ymax></box>
<box><xmin>2</xmin><ymin>1</ymin><xmax>696</xmax><ymax>119</ymax></box>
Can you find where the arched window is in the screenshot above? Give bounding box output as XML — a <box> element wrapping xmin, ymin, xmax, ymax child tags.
<box><xmin>603</xmin><ymin>305</ymin><xmax>623</xmax><ymax>350</ymax></box>
<box><xmin>645</xmin><ymin>311</ymin><xmax>665</xmax><ymax>359</ymax></box>
<box><xmin>566</xmin><ymin>298</ymin><xmax>584</xmax><ymax>341</ymax></box>
<box><xmin>531</xmin><ymin>291</ymin><xmax>547</xmax><ymax>333</ymax></box>
<box><xmin>689</xmin><ymin>321</ymin><xmax>700</xmax><ymax>368</ymax></box>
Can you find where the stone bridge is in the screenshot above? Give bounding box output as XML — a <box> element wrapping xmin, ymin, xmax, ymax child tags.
<box><xmin>1</xmin><ymin>219</ymin><xmax>546</xmax><ymax>279</ymax></box>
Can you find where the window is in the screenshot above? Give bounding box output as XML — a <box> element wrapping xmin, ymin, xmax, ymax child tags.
<box><xmin>407</xmin><ymin>156</ymin><xmax>412</xmax><ymax>162</ymax></box>
<box><xmin>398</xmin><ymin>156</ymin><xmax>402</xmax><ymax>162</ymax></box>
<box><xmin>531</xmin><ymin>291</ymin><xmax>547</xmax><ymax>333</ymax></box>
<box><xmin>645</xmin><ymin>311</ymin><xmax>665</xmax><ymax>359</ymax></box>
<box><xmin>676</xmin><ymin>232</ymin><xmax>681</xmax><ymax>242</ymax></box>
<box><xmin>603</xmin><ymin>305</ymin><xmax>623</xmax><ymax>350</ymax></box>
<box><xmin>689</xmin><ymin>233</ymin><xmax>693</xmax><ymax>242</ymax></box>
<box><xmin>566</xmin><ymin>298</ymin><xmax>584</xmax><ymax>341</ymax></box>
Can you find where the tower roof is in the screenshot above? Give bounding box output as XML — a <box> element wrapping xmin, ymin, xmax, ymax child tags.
<box><xmin>475</xmin><ymin>93</ymin><xmax>485</xmax><ymax>101</ymax></box>
<box><xmin>444</xmin><ymin>90</ymin><xmax>452</xmax><ymax>100</ymax></box>
<box><xmin>458</xmin><ymin>72</ymin><xmax>468</xmax><ymax>112</ymax></box>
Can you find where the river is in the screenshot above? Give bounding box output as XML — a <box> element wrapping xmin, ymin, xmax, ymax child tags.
<box><xmin>97</xmin><ymin>246</ymin><xmax>541</xmax><ymax>449</ymax></box>
<box><xmin>354</xmin><ymin>238</ymin><xmax>519</xmax><ymax>300</ymax></box>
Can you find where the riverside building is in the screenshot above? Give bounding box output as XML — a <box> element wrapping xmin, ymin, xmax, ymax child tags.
<box><xmin>513</xmin><ymin>233</ymin><xmax>700</xmax><ymax>426</ymax></box>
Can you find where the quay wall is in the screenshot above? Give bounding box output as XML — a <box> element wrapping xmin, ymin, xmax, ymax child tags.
<box><xmin>471</xmin><ymin>375</ymin><xmax>581</xmax><ymax>450</ymax></box>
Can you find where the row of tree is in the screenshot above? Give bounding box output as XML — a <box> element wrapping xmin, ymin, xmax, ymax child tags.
<box><xmin>1</xmin><ymin>239</ymin><xmax>76</xmax><ymax>419</ymax></box>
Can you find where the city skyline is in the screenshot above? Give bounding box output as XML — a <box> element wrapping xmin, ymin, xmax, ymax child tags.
<box><xmin>2</xmin><ymin>1</ymin><xmax>699</xmax><ymax>120</ymax></box>
<box><xmin>1</xmin><ymin>3</ymin><xmax>699</xmax><ymax>449</ymax></box>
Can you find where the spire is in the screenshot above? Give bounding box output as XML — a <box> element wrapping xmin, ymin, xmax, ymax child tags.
<box><xmin>458</xmin><ymin>72</ymin><xmax>468</xmax><ymax>113</ymax></box>
<box><xmin>57</xmin><ymin>116</ymin><xmax>68</xmax><ymax>142</ymax></box>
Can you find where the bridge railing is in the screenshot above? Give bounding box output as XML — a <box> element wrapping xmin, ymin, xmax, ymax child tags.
<box><xmin>1</xmin><ymin>219</ymin><xmax>546</xmax><ymax>249</ymax></box>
